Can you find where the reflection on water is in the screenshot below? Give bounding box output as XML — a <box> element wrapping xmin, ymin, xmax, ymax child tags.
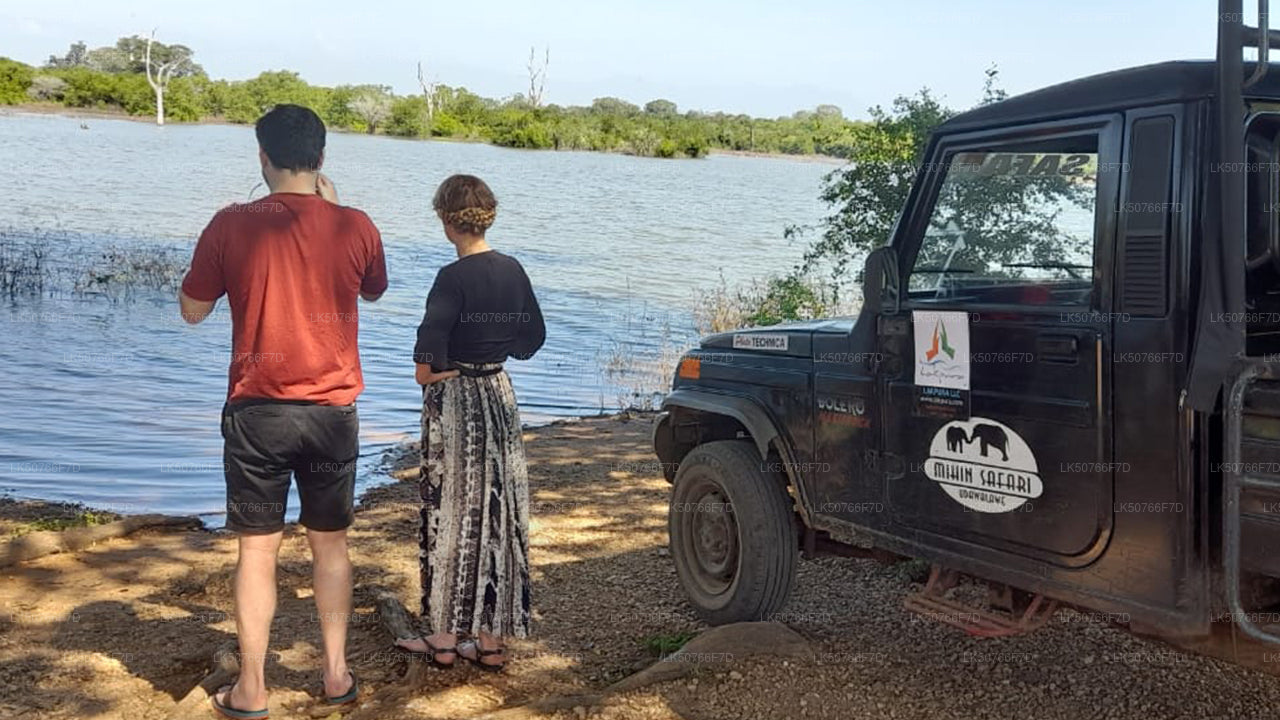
<box><xmin>0</xmin><ymin>112</ymin><xmax>831</xmax><ymax>521</ymax></box>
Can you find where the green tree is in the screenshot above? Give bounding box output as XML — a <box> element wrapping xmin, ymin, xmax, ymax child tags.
<box><xmin>45</xmin><ymin>41</ymin><xmax>88</xmax><ymax>69</ymax></box>
<box><xmin>85</xmin><ymin>46</ymin><xmax>131</xmax><ymax>73</ymax></box>
<box><xmin>243</xmin><ymin>71</ymin><xmax>320</xmax><ymax>116</ymax></box>
<box><xmin>110</xmin><ymin>35</ymin><xmax>204</xmax><ymax>77</ymax></box>
<box><xmin>795</xmin><ymin>89</ymin><xmax>952</xmax><ymax>283</ymax></box>
<box><xmin>644</xmin><ymin>98</ymin><xmax>678</xmax><ymax>115</ymax></box>
<box><xmin>0</xmin><ymin>58</ymin><xmax>34</xmax><ymax>104</ymax></box>
<box><xmin>386</xmin><ymin>95</ymin><xmax>429</xmax><ymax>137</ymax></box>
<box><xmin>791</xmin><ymin>67</ymin><xmax>1088</xmax><ymax>301</ymax></box>
<box><xmin>591</xmin><ymin>97</ymin><xmax>640</xmax><ymax>116</ymax></box>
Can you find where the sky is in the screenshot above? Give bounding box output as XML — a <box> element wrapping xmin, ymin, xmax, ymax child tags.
<box><xmin>0</xmin><ymin>0</ymin><xmax>1219</xmax><ymax>119</ymax></box>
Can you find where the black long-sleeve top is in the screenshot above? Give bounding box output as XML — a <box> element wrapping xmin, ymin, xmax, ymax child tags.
<box><xmin>413</xmin><ymin>250</ymin><xmax>546</xmax><ymax>372</ymax></box>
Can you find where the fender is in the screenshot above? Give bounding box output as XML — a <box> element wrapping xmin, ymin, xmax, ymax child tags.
<box><xmin>659</xmin><ymin>388</ymin><xmax>780</xmax><ymax>461</ymax></box>
<box><xmin>657</xmin><ymin>388</ymin><xmax>813</xmax><ymax>524</ymax></box>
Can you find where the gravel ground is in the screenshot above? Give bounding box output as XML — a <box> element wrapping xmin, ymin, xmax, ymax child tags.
<box><xmin>3</xmin><ymin>413</ymin><xmax>1280</xmax><ymax>719</ymax></box>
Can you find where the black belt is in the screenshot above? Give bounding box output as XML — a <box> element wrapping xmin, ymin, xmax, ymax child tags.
<box><xmin>454</xmin><ymin>364</ymin><xmax>504</xmax><ymax>378</ymax></box>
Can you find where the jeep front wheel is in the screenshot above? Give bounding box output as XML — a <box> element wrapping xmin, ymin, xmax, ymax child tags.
<box><xmin>668</xmin><ymin>440</ymin><xmax>798</xmax><ymax>625</ymax></box>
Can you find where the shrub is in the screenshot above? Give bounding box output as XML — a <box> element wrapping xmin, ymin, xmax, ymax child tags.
<box><xmin>0</xmin><ymin>57</ymin><xmax>33</xmax><ymax>104</ymax></box>
<box><xmin>385</xmin><ymin>96</ymin><xmax>429</xmax><ymax>137</ymax></box>
<box><xmin>694</xmin><ymin>272</ymin><xmax>850</xmax><ymax>333</ymax></box>
<box><xmin>655</xmin><ymin>138</ymin><xmax>680</xmax><ymax>159</ymax></box>
<box><xmin>430</xmin><ymin>111</ymin><xmax>464</xmax><ymax>137</ymax></box>
<box><xmin>26</xmin><ymin>75</ymin><xmax>67</xmax><ymax>101</ymax></box>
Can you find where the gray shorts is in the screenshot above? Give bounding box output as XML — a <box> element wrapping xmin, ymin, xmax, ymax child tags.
<box><xmin>220</xmin><ymin>401</ymin><xmax>359</xmax><ymax>534</ymax></box>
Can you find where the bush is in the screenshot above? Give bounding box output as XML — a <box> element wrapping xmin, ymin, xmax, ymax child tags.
<box><xmin>694</xmin><ymin>273</ymin><xmax>846</xmax><ymax>333</ymax></box>
<box><xmin>682</xmin><ymin>136</ymin><xmax>709</xmax><ymax>158</ymax></box>
<box><xmin>430</xmin><ymin>111</ymin><xmax>464</xmax><ymax>137</ymax></box>
<box><xmin>655</xmin><ymin>138</ymin><xmax>680</xmax><ymax>159</ymax></box>
<box><xmin>26</xmin><ymin>75</ymin><xmax>67</xmax><ymax>101</ymax></box>
<box><xmin>385</xmin><ymin>96</ymin><xmax>429</xmax><ymax>137</ymax></box>
<box><xmin>488</xmin><ymin>109</ymin><xmax>553</xmax><ymax>149</ymax></box>
<box><xmin>53</xmin><ymin>66</ymin><xmax>150</xmax><ymax>113</ymax></box>
<box><xmin>0</xmin><ymin>58</ymin><xmax>33</xmax><ymax>104</ymax></box>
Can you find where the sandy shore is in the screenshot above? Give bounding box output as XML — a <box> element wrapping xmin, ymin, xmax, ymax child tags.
<box><xmin>7</xmin><ymin>414</ymin><xmax>1280</xmax><ymax>719</ymax></box>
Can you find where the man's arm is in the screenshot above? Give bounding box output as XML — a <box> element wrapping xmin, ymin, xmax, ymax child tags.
<box><xmin>360</xmin><ymin>219</ymin><xmax>388</xmax><ymax>303</ymax></box>
<box><xmin>179</xmin><ymin>291</ymin><xmax>216</xmax><ymax>324</ymax></box>
<box><xmin>180</xmin><ymin>215</ymin><xmax>226</xmax><ymax>324</ymax></box>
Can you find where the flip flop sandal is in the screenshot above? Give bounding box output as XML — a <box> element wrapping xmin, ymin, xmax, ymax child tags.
<box><xmin>324</xmin><ymin>670</ymin><xmax>359</xmax><ymax>705</ymax></box>
<box><xmin>458</xmin><ymin>638</ymin><xmax>507</xmax><ymax>673</ymax></box>
<box><xmin>393</xmin><ymin>636</ymin><xmax>457</xmax><ymax>668</ymax></box>
<box><xmin>211</xmin><ymin>683</ymin><xmax>269</xmax><ymax>720</ymax></box>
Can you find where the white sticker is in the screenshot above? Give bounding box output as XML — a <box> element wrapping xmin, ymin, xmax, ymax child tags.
<box><xmin>733</xmin><ymin>333</ymin><xmax>788</xmax><ymax>351</ymax></box>
<box><xmin>923</xmin><ymin>417</ymin><xmax>1042</xmax><ymax>513</ymax></box>
<box><xmin>913</xmin><ymin>310</ymin><xmax>970</xmax><ymax>390</ymax></box>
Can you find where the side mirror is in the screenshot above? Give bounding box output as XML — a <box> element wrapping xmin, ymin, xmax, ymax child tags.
<box><xmin>862</xmin><ymin>246</ymin><xmax>901</xmax><ymax>316</ymax></box>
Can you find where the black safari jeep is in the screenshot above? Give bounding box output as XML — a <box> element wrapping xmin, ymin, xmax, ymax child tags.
<box><xmin>654</xmin><ymin>2</ymin><xmax>1280</xmax><ymax>652</ymax></box>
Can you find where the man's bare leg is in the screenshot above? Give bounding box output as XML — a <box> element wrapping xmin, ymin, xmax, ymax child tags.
<box><xmin>307</xmin><ymin>528</ymin><xmax>354</xmax><ymax>697</ymax></box>
<box><xmin>223</xmin><ymin>530</ymin><xmax>284</xmax><ymax>710</ymax></box>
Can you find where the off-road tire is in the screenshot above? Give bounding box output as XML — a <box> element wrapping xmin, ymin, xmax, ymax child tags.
<box><xmin>668</xmin><ymin>440</ymin><xmax>798</xmax><ymax>625</ymax></box>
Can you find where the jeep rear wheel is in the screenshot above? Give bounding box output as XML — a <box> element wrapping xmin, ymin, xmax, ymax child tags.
<box><xmin>668</xmin><ymin>440</ymin><xmax>798</xmax><ymax>625</ymax></box>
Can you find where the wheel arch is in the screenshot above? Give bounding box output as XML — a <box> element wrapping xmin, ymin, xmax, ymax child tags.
<box><xmin>654</xmin><ymin>389</ymin><xmax>812</xmax><ymax>524</ymax></box>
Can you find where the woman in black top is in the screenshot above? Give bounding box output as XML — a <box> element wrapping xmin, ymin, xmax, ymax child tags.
<box><xmin>397</xmin><ymin>174</ymin><xmax>545</xmax><ymax>670</ymax></box>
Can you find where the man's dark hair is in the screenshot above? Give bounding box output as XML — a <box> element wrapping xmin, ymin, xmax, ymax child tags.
<box><xmin>255</xmin><ymin>104</ymin><xmax>326</xmax><ymax>172</ymax></box>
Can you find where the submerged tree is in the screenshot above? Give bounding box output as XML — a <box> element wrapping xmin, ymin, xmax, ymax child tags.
<box><xmin>144</xmin><ymin>30</ymin><xmax>195</xmax><ymax>125</ymax></box>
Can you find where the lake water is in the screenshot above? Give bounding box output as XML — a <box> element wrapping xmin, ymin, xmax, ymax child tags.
<box><xmin>0</xmin><ymin>111</ymin><xmax>833</xmax><ymax>523</ymax></box>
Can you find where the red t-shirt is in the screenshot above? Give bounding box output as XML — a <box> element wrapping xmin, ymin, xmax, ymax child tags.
<box><xmin>182</xmin><ymin>193</ymin><xmax>388</xmax><ymax>406</ymax></box>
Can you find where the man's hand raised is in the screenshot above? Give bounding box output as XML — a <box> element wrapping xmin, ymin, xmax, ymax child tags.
<box><xmin>316</xmin><ymin>173</ymin><xmax>339</xmax><ymax>203</ymax></box>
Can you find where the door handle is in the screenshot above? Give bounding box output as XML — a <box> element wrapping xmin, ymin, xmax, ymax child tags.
<box><xmin>1037</xmin><ymin>334</ymin><xmax>1079</xmax><ymax>363</ymax></box>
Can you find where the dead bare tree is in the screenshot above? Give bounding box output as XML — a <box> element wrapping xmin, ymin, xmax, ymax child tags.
<box><xmin>527</xmin><ymin>45</ymin><xmax>549</xmax><ymax>107</ymax></box>
<box><xmin>417</xmin><ymin>61</ymin><xmax>440</xmax><ymax>124</ymax></box>
<box><xmin>144</xmin><ymin>29</ymin><xmax>192</xmax><ymax>126</ymax></box>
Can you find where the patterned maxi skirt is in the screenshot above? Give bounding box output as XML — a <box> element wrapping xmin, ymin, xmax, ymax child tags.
<box><xmin>419</xmin><ymin>363</ymin><xmax>531</xmax><ymax>638</ymax></box>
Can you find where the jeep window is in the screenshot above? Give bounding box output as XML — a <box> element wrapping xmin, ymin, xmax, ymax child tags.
<box><xmin>908</xmin><ymin>134</ymin><xmax>1101</xmax><ymax>307</ymax></box>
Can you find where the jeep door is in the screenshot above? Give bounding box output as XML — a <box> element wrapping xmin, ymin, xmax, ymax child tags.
<box><xmin>881</xmin><ymin>116</ymin><xmax>1121</xmax><ymax>565</ymax></box>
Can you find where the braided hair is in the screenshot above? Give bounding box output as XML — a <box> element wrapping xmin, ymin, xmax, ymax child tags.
<box><xmin>433</xmin><ymin>174</ymin><xmax>497</xmax><ymax>235</ymax></box>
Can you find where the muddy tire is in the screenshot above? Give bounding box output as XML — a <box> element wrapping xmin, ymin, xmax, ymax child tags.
<box><xmin>668</xmin><ymin>440</ymin><xmax>798</xmax><ymax>625</ymax></box>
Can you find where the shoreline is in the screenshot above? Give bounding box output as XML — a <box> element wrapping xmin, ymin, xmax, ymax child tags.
<box><xmin>0</xmin><ymin>410</ymin><xmax>657</xmax><ymax>532</ymax></box>
<box><xmin>1</xmin><ymin>103</ymin><xmax>848</xmax><ymax>163</ymax></box>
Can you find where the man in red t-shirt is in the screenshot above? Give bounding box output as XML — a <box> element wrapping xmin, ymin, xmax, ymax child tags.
<box><xmin>180</xmin><ymin>104</ymin><xmax>385</xmax><ymax>718</ymax></box>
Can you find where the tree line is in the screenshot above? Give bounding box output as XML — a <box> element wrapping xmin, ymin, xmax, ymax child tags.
<box><xmin>0</xmin><ymin>36</ymin><xmax>867</xmax><ymax>159</ymax></box>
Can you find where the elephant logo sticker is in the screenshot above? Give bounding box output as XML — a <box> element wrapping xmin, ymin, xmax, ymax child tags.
<box><xmin>924</xmin><ymin>417</ymin><xmax>1041</xmax><ymax>513</ymax></box>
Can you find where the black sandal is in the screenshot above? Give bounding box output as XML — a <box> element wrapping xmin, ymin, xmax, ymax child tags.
<box><xmin>393</xmin><ymin>636</ymin><xmax>457</xmax><ymax>668</ymax></box>
<box><xmin>323</xmin><ymin>670</ymin><xmax>358</xmax><ymax>706</ymax></box>
<box><xmin>211</xmin><ymin>683</ymin><xmax>269</xmax><ymax>719</ymax></box>
<box><xmin>458</xmin><ymin>638</ymin><xmax>507</xmax><ymax>672</ymax></box>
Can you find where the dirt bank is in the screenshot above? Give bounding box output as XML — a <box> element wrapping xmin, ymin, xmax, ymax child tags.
<box><xmin>4</xmin><ymin>415</ymin><xmax>1280</xmax><ymax>719</ymax></box>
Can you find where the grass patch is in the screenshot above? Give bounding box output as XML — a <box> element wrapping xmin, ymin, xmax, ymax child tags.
<box><xmin>0</xmin><ymin>497</ymin><xmax>121</xmax><ymax>538</ymax></box>
<box><xmin>892</xmin><ymin>557</ymin><xmax>933</xmax><ymax>584</ymax></box>
<box><xmin>642</xmin><ymin>630</ymin><xmax>698</xmax><ymax>656</ymax></box>
<box><xmin>18</xmin><ymin>510</ymin><xmax>115</xmax><ymax>535</ymax></box>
